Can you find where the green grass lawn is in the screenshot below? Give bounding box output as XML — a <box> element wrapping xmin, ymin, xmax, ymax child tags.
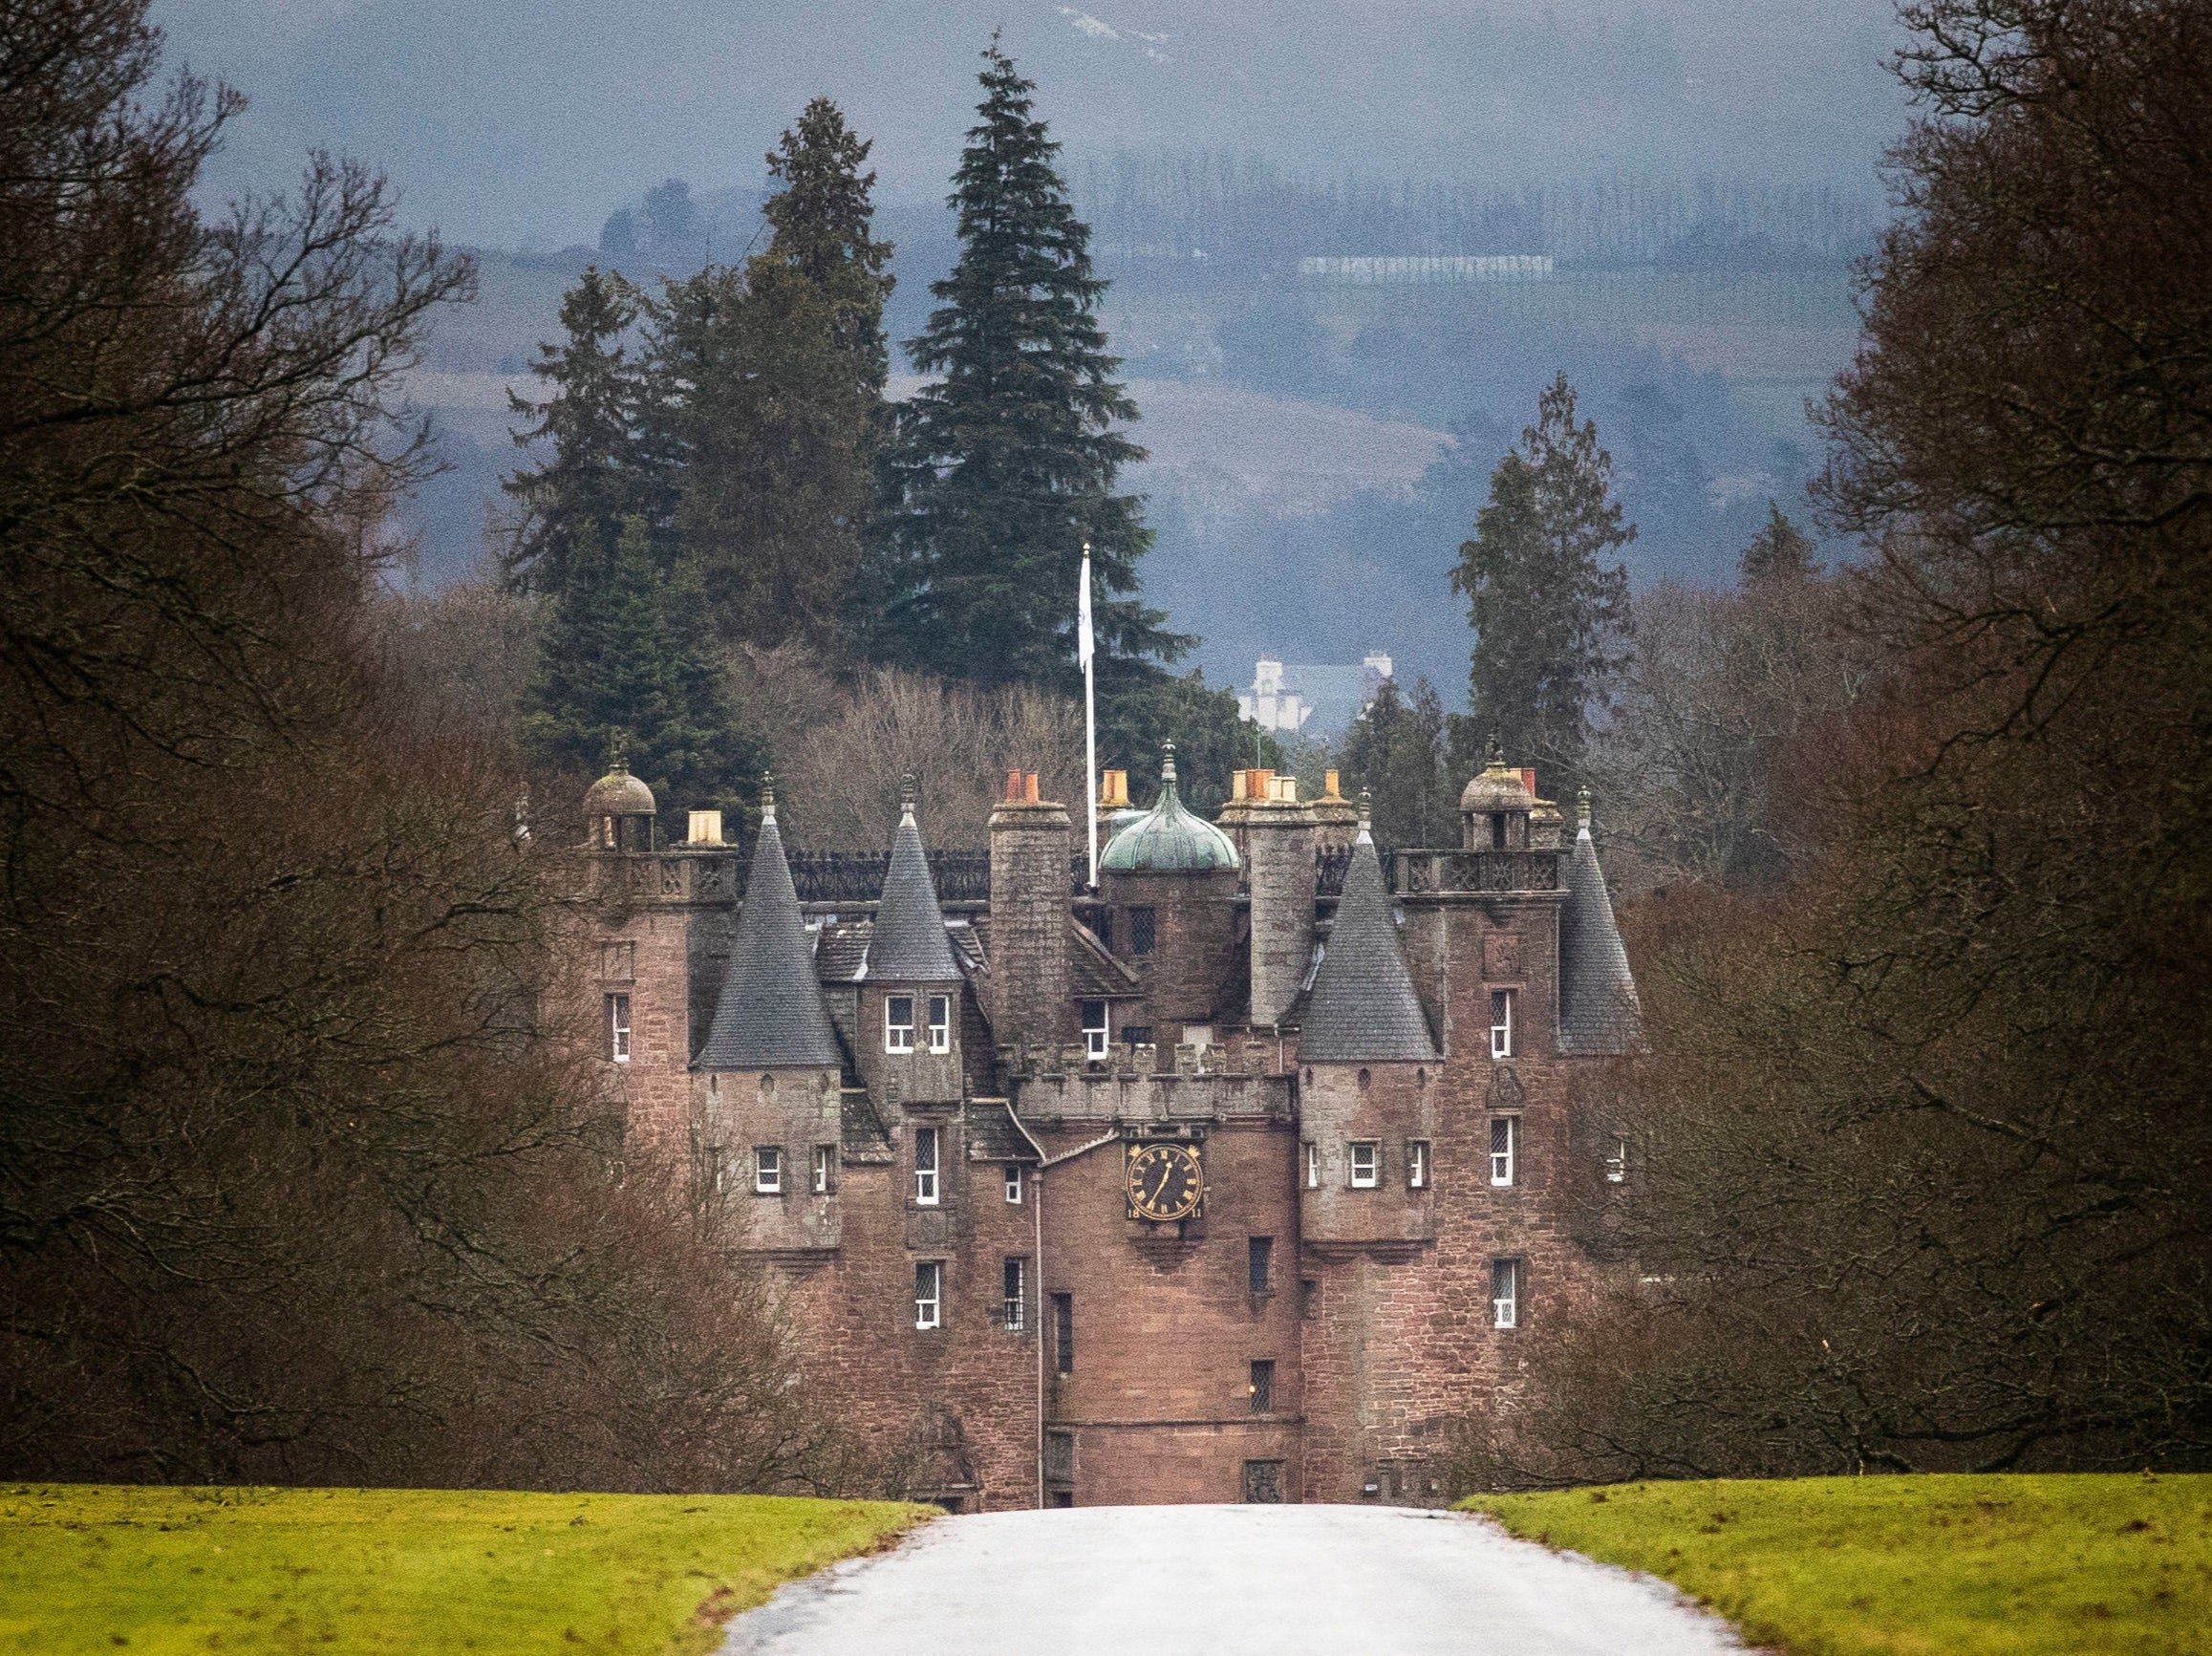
<box><xmin>1464</xmin><ymin>1473</ymin><xmax>2212</xmax><ymax>1655</ymax></box>
<box><xmin>0</xmin><ymin>1484</ymin><xmax>930</xmax><ymax>1656</ymax></box>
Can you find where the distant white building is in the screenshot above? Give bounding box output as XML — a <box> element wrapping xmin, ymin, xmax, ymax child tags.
<box><xmin>1238</xmin><ymin>654</ymin><xmax>1395</xmax><ymax>737</ymax></box>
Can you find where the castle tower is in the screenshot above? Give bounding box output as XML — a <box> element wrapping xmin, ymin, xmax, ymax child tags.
<box><xmin>694</xmin><ymin>783</ymin><xmax>845</xmax><ymax>1252</ymax></box>
<box><xmin>1098</xmin><ymin>742</ymin><xmax>1240</xmax><ymax>1051</ymax></box>
<box><xmin>987</xmin><ymin>770</ymin><xmax>1071</xmax><ymax>1053</ymax></box>
<box><xmin>583</xmin><ymin>748</ymin><xmax>656</xmax><ymax>852</ymax></box>
<box><xmin>860</xmin><ymin>778</ymin><xmax>966</xmax><ymax>1106</ymax></box>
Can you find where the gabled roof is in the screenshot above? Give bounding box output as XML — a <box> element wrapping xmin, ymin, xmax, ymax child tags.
<box><xmin>1299</xmin><ymin>827</ymin><xmax>1437</xmax><ymax>1063</ymax></box>
<box><xmin>1558</xmin><ymin>802</ymin><xmax>1641</xmax><ymax>1055</ymax></box>
<box><xmin>864</xmin><ymin>789</ymin><xmax>960</xmax><ymax>981</ymax></box>
<box><xmin>696</xmin><ymin>796</ymin><xmax>844</xmax><ymax>1070</ymax></box>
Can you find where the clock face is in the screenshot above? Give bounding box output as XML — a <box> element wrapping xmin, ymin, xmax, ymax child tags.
<box><xmin>1126</xmin><ymin>1142</ymin><xmax>1204</xmax><ymax>1222</ymax></box>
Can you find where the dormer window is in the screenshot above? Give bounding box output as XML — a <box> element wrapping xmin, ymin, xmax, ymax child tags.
<box><xmin>886</xmin><ymin>994</ymin><xmax>915</xmax><ymax>1053</ymax></box>
<box><xmin>927</xmin><ymin>993</ymin><xmax>953</xmax><ymax>1053</ymax></box>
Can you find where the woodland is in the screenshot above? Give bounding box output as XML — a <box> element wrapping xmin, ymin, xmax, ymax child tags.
<box><xmin>1</xmin><ymin>0</ymin><xmax>2206</xmax><ymax>1491</ymax></box>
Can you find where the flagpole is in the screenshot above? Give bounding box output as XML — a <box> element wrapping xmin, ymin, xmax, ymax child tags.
<box><xmin>1081</xmin><ymin>543</ymin><xmax>1098</xmax><ymax>890</ymax></box>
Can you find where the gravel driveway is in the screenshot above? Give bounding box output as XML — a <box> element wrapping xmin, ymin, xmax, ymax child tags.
<box><xmin>721</xmin><ymin>1502</ymin><xmax>1746</xmax><ymax>1655</ymax></box>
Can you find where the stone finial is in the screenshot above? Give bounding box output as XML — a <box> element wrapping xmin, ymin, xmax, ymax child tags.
<box><xmin>1160</xmin><ymin>740</ymin><xmax>1178</xmax><ymax>785</ymax></box>
<box><xmin>900</xmin><ymin>772</ymin><xmax>918</xmax><ymax>825</ymax></box>
<box><xmin>1357</xmin><ymin>786</ymin><xmax>1374</xmax><ymax>835</ymax></box>
<box><xmin>608</xmin><ymin>729</ymin><xmax>631</xmax><ymax>773</ymax></box>
<box><xmin>1577</xmin><ymin>785</ymin><xmax>1593</xmax><ymax>832</ymax></box>
<box><xmin>760</xmin><ymin>771</ymin><xmax>777</xmax><ymax>825</ymax></box>
<box><xmin>1486</xmin><ymin>731</ymin><xmax>1505</xmax><ymax>768</ymax></box>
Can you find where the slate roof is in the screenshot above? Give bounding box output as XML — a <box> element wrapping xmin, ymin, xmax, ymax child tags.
<box><xmin>964</xmin><ymin>1100</ymin><xmax>1040</xmax><ymax>1163</ymax></box>
<box><xmin>1558</xmin><ymin>812</ymin><xmax>1642</xmax><ymax>1055</ymax></box>
<box><xmin>840</xmin><ymin>1087</ymin><xmax>893</xmax><ymax>1159</ymax></box>
<box><xmin>1299</xmin><ymin>828</ymin><xmax>1437</xmax><ymax>1063</ymax></box>
<box><xmin>864</xmin><ymin>796</ymin><xmax>960</xmax><ymax>980</ymax></box>
<box><xmin>1070</xmin><ymin>919</ymin><xmax>1144</xmax><ymax>999</ymax></box>
<box><xmin>695</xmin><ymin>802</ymin><xmax>844</xmax><ymax>1069</ymax></box>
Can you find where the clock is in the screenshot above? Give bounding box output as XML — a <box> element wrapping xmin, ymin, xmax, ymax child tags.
<box><xmin>1126</xmin><ymin>1141</ymin><xmax>1204</xmax><ymax>1222</ymax></box>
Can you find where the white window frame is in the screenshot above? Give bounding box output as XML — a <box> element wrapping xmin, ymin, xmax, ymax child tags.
<box><xmin>605</xmin><ymin>992</ymin><xmax>632</xmax><ymax>1063</ymax></box>
<box><xmin>1407</xmin><ymin>1140</ymin><xmax>1429</xmax><ymax>1190</ymax></box>
<box><xmin>1490</xmin><ymin>1116</ymin><xmax>1518</xmax><ymax>1188</ymax></box>
<box><xmin>1493</xmin><ymin>1258</ymin><xmax>1520</xmax><ymax>1329</ymax></box>
<box><xmin>1004</xmin><ymin>1165</ymin><xmax>1024</xmax><ymax>1204</ymax></box>
<box><xmin>1305</xmin><ymin>1142</ymin><xmax>1321</xmax><ymax>1190</ymax></box>
<box><xmin>1002</xmin><ymin>1257</ymin><xmax>1026</xmax><ymax>1330</ymax></box>
<box><xmin>1081</xmin><ymin>999</ymin><xmax>1108</xmax><ymax>1061</ymax></box>
<box><xmin>1490</xmin><ymin>988</ymin><xmax>1516</xmax><ymax>1060</ymax></box>
<box><xmin>813</xmin><ymin>1144</ymin><xmax>835</xmax><ymax>1194</ymax></box>
<box><xmin>913</xmin><ymin>1125</ymin><xmax>940</xmax><ymax>1206</ymax></box>
<box><xmin>927</xmin><ymin>993</ymin><xmax>953</xmax><ymax>1054</ymax></box>
<box><xmin>754</xmin><ymin>1145</ymin><xmax>782</xmax><ymax>1195</ymax></box>
<box><xmin>1348</xmin><ymin>1141</ymin><xmax>1380</xmax><ymax>1189</ymax></box>
<box><xmin>914</xmin><ymin>1260</ymin><xmax>943</xmax><ymax>1330</ymax></box>
<box><xmin>886</xmin><ymin>994</ymin><xmax>915</xmax><ymax>1054</ymax></box>
<box><xmin>1606</xmin><ymin>1135</ymin><xmax>1629</xmax><ymax>1184</ymax></box>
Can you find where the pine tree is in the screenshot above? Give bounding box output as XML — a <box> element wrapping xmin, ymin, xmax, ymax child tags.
<box><xmin>873</xmin><ymin>40</ymin><xmax>1185</xmax><ymax>686</ymax></box>
<box><xmin>663</xmin><ymin>99</ymin><xmax>893</xmax><ymax>656</ymax></box>
<box><xmin>1450</xmin><ymin>373</ymin><xmax>1634</xmax><ymax>785</ymax></box>
<box><xmin>520</xmin><ymin>516</ymin><xmax>755</xmax><ymax>826</ymax></box>
<box><xmin>1739</xmin><ymin>500</ymin><xmax>1818</xmax><ymax>584</ymax></box>
<box><xmin>503</xmin><ymin>268</ymin><xmax>664</xmax><ymax>597</ymax></box>
<box><xmin>1339</xmin><ymin>677</ymin><xmax>1453</xmax><ymax>850</ymax></box>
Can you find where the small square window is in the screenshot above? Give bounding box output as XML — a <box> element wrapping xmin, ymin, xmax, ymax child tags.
<box><xmin>913</xmin><ymin>1125</ymin><xmax>939</xmax><ymax>1206</ymax></box>
<box><xmin>1348</xmin><ymin>1141</ymin><xmax>1380</xmax><ymax>1189</ymax></box>
<box><xmin>1407</xmin><ymin>1140</ymin><xmax>1430</xmax><ymax>1190</ymax></box>
<box><xmin>1005</xmin><ymin>1165</ymin><xmax>1024</xmax><ymax>1204</ymax></box>
<box><xmin>812</xmin><ymin>1144</ymin><xmax>836</xmax><ymax>1194</ymax></box>
<box><xmin>1490</xmin><ymin>1117</ymin><xmax>1518</xmax><ymax>1188</ymax></box>
<box><xmin>1081</xmin><ymin>999</ymin><xmax>1108</xmax><ymax>1061</ymax></box>
<box><xmin>1002</xmin><ymin>1257</ymin><xmax>1026</xmax><ymax>1330</ymax></box>
<box><xmin>914</xmin><ymin>1260</ymin><xmax>944</xmax><ymax>1330</ymax></box>
<box><xmin>1490</xmin><ymin>988</ymin><xmax>1516</xmax><ymax>1060</ymax></box>
<box><xmin>604</xmin><ymin>992</ymin><xmax>632</xmax><ymax>1063</ymax></box>
<box><xmin>886</xmin><ymin>994</ymin><xmax>915</xmax><ymax>1054</ymax></box>
<box><xmin>1248</xmin><ymin>1236</ymin><xmax>1274</xmax><ymax>1295</ymax></box>
<box><xmin>754</xmin><ymin>1145</ymin><xmax>782</xmax><ymax>1195</ymax></box>
<box><xmin>927</xmin><ymin>994</ymin><xmax>953</xmax><ymax>1053</ymax></box>
<box><xmin>1248</xmin><ymin>1358</ymin><xmax>1275</xmax><ymax>1413</ymax></box>
<box><xmin>1129</xmin><ymin>906</ymin><xmax>1156</xmax><ymax>956</ymax></box>
<box><xmin>1493</xmin><ymin>1258</ymin><xmax>1520</xmax><ymax>1329</ymax></box>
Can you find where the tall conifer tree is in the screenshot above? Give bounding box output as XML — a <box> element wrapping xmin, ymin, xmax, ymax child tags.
<box><xmin>664</xmin><ymin>99</ymin><xmax>892</xmax><ymax>656</ymax></box>
<box><xmin>873</xmin><ymin>41</ymin><xmax>1184</xmax><ymax>686</ymax></box>
<box><xmin>1450</xmin><ymin>373</ymin><xmax>1634</xmax><ymax>785</ymax></box>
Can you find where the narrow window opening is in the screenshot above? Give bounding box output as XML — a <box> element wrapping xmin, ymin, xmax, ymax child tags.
<box><xmin>1300</xmin><ymin>1279</ymin><xmax>1320</xmax><ymax>1320</ymax></box>
<box><xmin>1081</xmin><ymin>999</ymin><xmax>1108</xmax><ymax>1061</ymax></box>
<box><xmin>1490</xmin><ymin>1117</ymin><xmax>1518</xmax><ymax>1188</ymax></box>
<box><xmin>1248</xmin><ymin>1359</ymin><xmax>1276</xmax><ymax>1413</ymax></box>
<box><xmin>1129</xmin><ymin>906</ymin><xmax>1156</xmax><ymax>956</ymax></box>
<box><xmin>886</xmin><ymin>994</ymin><xmax>915</xmax><ymax>1053</ymax></box>
<box><xmin>1489</xmin><ymin>811</ymin><xmax>1507</xmax><ymax>850</ymax></box>
<box><xmin>1606</xmin><ymin>1135</ymin><xmax>1629</xmax><ymax>1184</ymax></box>
<box><xmin>1248</xmin><ymin>1236</ymin><xmax>1274</xmax><ymax>1295</ymax></box>
<box><xmin>1304</xmin><ymin>1142</ymin><xmax>1321</xmax><ymax>1190</ymax></box>
<box><xmin>913</xmin><ymin>1125</ymin><xmax>940</xmax><ymax>1206</ymax></box>
<box><xmin>1002</xmin><ymin>1257</ymin><xmax>1027</xmax><ymax>1330</ymax></box>
<box><xmin>605</xmin><ymin>992</ymin><xmax>632</xmax><ymax>1063</ymax></box>
<box><xmin>1493</xmin><ymin>1258</ymin><xmax>1520</xmax><ymax>1329</ymax></box>
<box><xmin>1490</xmin><ymin>987</ymin><xmax>1515</xmax><ymax>1060</ymax></box>
<box><xmin>914</xmin><ymin>1260</ymin><xmax>944</xmax><ymax>1329</ymax></box>
<box><xmin>926</xmin><ymin>993</ymin><xmax>952</xmax><ymax>1053</ymax></box>
<box><xmin>1052</xmin><ymin>1292</ymin><xmax>1074</xmax><ymax>1375</ymax></box>
<box><xmin>1407</xmin><ymin>1140</ymin><xmax>1430</xmax><ymax>1190</ymax></box>
<box><xmin>1004</xmin><ymin>1165</ymin><xmax>1024</xmax><ymax>1203</ymax></box>
<box><xmin>812</xmin><ymin>1144</ymin><xmax>835</xmax><ymax>1194</ymax></box>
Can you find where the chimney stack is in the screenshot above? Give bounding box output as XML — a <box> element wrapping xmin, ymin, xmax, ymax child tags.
<box><xmin>988</xmin><ymin>775</ymin><xmax>1071</xmax><ymax>1049</ymax></box>
<box><xmin>1226</xmin><ymin>773</ymin><xmax>1316</xmax><ymax>1027</ymax></box>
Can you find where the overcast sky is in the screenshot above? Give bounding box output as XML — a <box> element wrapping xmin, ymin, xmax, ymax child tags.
<box><xmin>156</xmin><ymin>0</ymin><xmax>1914</xmax><ymax>248</ymax></box>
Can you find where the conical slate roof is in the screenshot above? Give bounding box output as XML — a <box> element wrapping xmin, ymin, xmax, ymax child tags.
<box><xmin>696</xmin><ymin>791</ymin><xmax>843</xmax><ymax>1069</ymax></box>
<box><xmin>1300</xmin><ymin>823</ymin><xmax>1436</xmax><ymax>1063</ymax></box>
<box><xmin>864</xmin><ymin>784</ymin><xmax>959</xmax><ymax>980</ymax></box>
<box><xmin>1557</xmin><ymin>795</ymin><xmax>1641</xmax><ymax>1055</ymax></box>
<box><xmin>1100</xmin><ymin>743</ymin><xmax>1239</xmax><ymax>873</ymax></box>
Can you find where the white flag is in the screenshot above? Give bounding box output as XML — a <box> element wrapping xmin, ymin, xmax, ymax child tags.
<box><xmin>1077</xmin><ymin>545</ymin><xmax>1095</xmax><ymax>671</ymax></box>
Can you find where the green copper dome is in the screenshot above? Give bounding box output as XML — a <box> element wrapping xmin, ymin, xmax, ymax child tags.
<box><xmin>1099</xmin><ymin>743</ymin><xmax>1240</xmax><ymax>873</ymax></box>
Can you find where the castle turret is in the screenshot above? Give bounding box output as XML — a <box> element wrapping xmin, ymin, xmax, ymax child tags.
<box><xmin>862</xmin><ymin>778</ymin><xmax>965</xmax><ymax>1105</ymax></box>
<box><xmin>1557</xmin><ymin>788</ymin><xmax>1641</xmax><ymax>1055</ymax></box>
<box><xmin>1099</xmin><ymin>743</ymin><xmax>1240</xmax><ymax>1050</ymax></box>
<box><xmin>583</xmin><ymin>747</ymin><xmax>656</xmax><ymax>852</ymax></box>
<box><xmin>987</xmin><ymin>770</ymin><xmax>1071</xmax><ymax>1052</ymax></box>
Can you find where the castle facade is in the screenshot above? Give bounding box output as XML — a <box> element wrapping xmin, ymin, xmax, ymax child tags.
<box><xmin>579</xmin><ymin>744</ymin><xmax>1638</xmax><ymax>1509</ymax></box>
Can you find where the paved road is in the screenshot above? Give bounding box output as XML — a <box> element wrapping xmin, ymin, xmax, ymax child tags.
<box><xmin>721</xmin><ymin>1503</ymin><xmax>1745</xmax><ymax>1655</ymax></box>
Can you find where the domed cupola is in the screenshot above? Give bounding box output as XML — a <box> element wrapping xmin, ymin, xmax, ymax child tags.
<box><xmin>1100</xmin><ymin>743</ymin><xmax>1239</xmax><ymax>873</ymax></box>
<box><xmin>584</xmin><ymin>740</ymin><xmax>656</xmax><ymax>852</ymax></box>
<box><xmin>1460</xmin><ymin>735</ymin><xmax>1536</xmax><ymax>851</ymax></box>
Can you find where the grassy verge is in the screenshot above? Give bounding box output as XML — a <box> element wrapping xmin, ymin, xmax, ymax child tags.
<box><xmin>1463</xmin><ymin>1473</ymin><xmax>2211</xmax><ymax>1655</ymax></box>
<box><xmin>0</xmin><ymin>1484</ymin><xmax>930</xmax><ymax>1656</ymax></box>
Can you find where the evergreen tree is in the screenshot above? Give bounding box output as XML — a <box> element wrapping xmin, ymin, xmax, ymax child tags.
<box><xmin>662</xmin><ymin>99</ymin><xmax>893</xmax><ymax>656</ymax></box>
<box><xmin>1450</xmin><ymin>373</ymin><xmax>1633</xmax><ymax>785</ymax></box>
<box><xmin>873</xmin><ymin>41</ymin><xmax>1186</xmax><ymax>686</ymax></box>
<box><xmin>521</xmin><ymin>517</ymin><xmax>755</xmax><ymax>826</ymax></box>
<box><xmin>1339</xmin><ymin>677</ymin><xmax>1454</xmax><ymax>850</ymax></box>
<box><xmin>503</xmin><ymin>268</ymin><xmax>662</xmax><ymax>597</ymax></box>
<box><xmin>1739</xmin><ymin>500</ymin><xmax>1818</xmax><ymax>584</ymax></box>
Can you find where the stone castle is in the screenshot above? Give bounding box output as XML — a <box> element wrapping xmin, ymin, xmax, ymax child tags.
<box><xmin>579</xmin><ymin>742</ymin><xmax>1639</xmax><ymax>1509</ymax></box>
